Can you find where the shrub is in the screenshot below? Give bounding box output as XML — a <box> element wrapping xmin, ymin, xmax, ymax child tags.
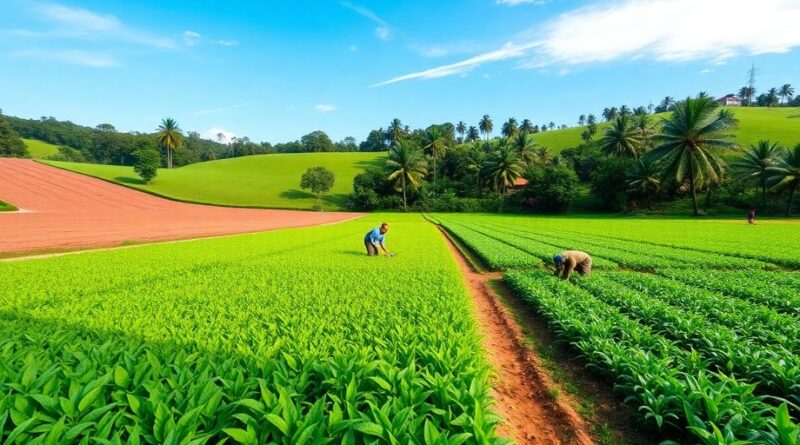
<box><xmin>133</xmin><ymin>149</ymin><xmax>160</xmax><ymax>184</ymax></box>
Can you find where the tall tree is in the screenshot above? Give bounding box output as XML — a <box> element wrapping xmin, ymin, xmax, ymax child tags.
<box><xmin>300</xmin><ymin>166</ymin><xmax>335</xmax><ymax>211</ymax></box>
<box><xmin>501</xmin><ymin>117</ymin><xmax>519</xmax><ymax>139</ymax></box>
<box><xmin>461</xmin><ymin>143</ymin><xmax>486</xmax><ymax>196</ymax></box>
<box><xmin>766</xmin><ymin>88</ymin><xmax>779</xmax><ymax>107</ymax></box>
<box><xmin>386</xmin><ymin>140</ymin><xmax>427</xmax><ymax>211</ymax></box>
<box><xmin>626</xmin><ymin>157</ymin><xmax>661</xmax><ymax>209</ymax></box>
<box><xmin>732</xmin><ymin>140</ymin><xmax>781</xmax><ymax>206</ymax></box>
<box><xmin>519</xmin><ymin>119</ymin><xmax>534</xmax><ymax>135</ymax></box>
<box><xmin>578</xmin><ymin>115</ymin><xmax>586</xmax><ymax>126</ymax></box>
<box><xmin>483</xmin><ymin>142</ymin><xmax>524</xmax><ymax>197</ymax></box>
<box><xmin>738</xmin><ymin>87</ymin><xmax>755</xmax><ymax>106</ymax></box>
<box><xmin>767</xmin><ymin>144</ymin><xmax>800</xmax><ymax>216</ymax></box>
<box><xmin>478</xmin><ymin>114</ymin><xmax>493</xmax><ymax>141</ymax></box>
<box><xmin>779</xmin><ymin>84</ymin><xmax>795</xmax><ymax>105</ymax></box>
<box><xmin>0</xmin><ymin>112</ymin><xmax>29</xmax><ymax>158</ymax></box>
<box><xmin>155</xmin><ymin>117</ymin><xmax>183</xmax><ymax>169</ymax></box>
<box><xmin>602</xmin><ymin>107</ymin><xmax>619</xmax><ymax>122</ymax></box>
<box><xmin>599</xmin><ymin>115</ymin><xmax>643</xmax><ymax>158</ymax></box>
<box><xmin>510</xmin><ymin>133</ymin><xmax>534</xmax><ymax>164</ymax></box>
<box><xmin>619</xmin><ymin>105</ymin><xmax>631</xmax><ymax>117</ymax></box>
<box><xmin>424</xmin><ymin>126</ymin><xmax>448</xmax><ymax>194</ymax></box>
<box><xmin>387</xmin><ymin>118</ymin><xmax>406</xmax><ymax>146</ymax></box>
<box><xmin>456</xmin><ymin>121</ymin><xmax>467</xmax><ymax>143</ymax></box>
<box><xmin>466</xmin><ymin>126</ymin><xmax>480</xmax><ymax>142</ymax></box>
<box><xmin>650</xmin><ymin>96</ymin><xmax>738</xmax><ymax>216</ymax></box>
<box><xmin>633</xmin><ymin>114</ymin><xmax>657</xmax><ymax>151</ymax></box>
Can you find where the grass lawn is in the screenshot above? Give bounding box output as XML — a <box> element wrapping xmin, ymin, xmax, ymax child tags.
<box><xmin>45</xmin><ymin>152</ymin><xmax>386</xmax><ymax>211</ymax></box>
<box><xmin>23</xmin><ymin>138</ymin><xmax>60</xmax><ymax>159</ymax></box>
<box><xmin>0</xmin><ymin>200</ymin><xmax>17</xmax><ymax>211</ymax></box>
<box><xmin>528</xmin><ymin>107</ymin><xmax>800</xmax><ymax>153</ymax></box>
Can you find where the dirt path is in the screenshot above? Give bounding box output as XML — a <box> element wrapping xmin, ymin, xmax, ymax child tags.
<box><xmin>0</xmin><ymin>159</ymin><xmax>361</xmax><ymax>257</ymax></box>
<box><xmin>437</xmin><ymin>226</ymin><xmax>594</xmax><ymax>445</ymax></box>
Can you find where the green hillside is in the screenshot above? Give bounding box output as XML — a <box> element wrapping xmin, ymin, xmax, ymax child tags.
<box><xmin>45</xmin><ymin>152</ymin><xmax>385</xmax><ymax>211</ymax></box>
<box><xmin>23</xmin><ymin>138</ymin><xmax>60</xmax><ymax>159</ymax></box>
<box><xmin>529</xmin><ymin>107</ymin><xmax>800</xmax><ymax>153</ymax></box>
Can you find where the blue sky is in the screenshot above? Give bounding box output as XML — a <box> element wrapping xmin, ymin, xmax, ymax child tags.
<box><xmin>1</xmin><ymin>0</ymin><xmax>799</xmax><ymax>144</ymax></box>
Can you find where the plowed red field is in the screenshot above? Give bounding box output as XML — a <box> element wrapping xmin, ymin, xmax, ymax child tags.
<box><xmin>0</xmin><ymin>159</ymin><xmax>360</xmax><ymax>256</ymax></box>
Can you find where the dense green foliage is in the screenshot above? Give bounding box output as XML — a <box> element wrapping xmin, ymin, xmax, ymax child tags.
<box><xmin>435</xmin><ymin>213</ymin><xmax>800</xmax><ymax>443</ymax></box>
<box><xmin>0</xmin><ymin>200</ymin><xmax>17</xmax><ymax>212</ymax></box>
<box><xmin>0</xmin><ymin>113</ymin><xmax>28</xmax><ymax>158</ymax></box>
<box><xmin>133</xmin><ymin>150</ymin><xmax>160</xmax><ymax>184</ymax></box>
<box><xmin>300</xmin><ymin>166</ymin><xmax>335</xmax><ymax>209</ymax></box>
<box><xmin>0</xmin><ymin>215</ymin><xmax>504</xmax><ymax>444</ymax></box>
<box><xmin>45</xmin><ymin>152</ymin><xmax>385</xmax><ymax>211</ymax></box>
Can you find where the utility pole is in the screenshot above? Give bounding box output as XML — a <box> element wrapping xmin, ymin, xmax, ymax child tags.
<box><xmin>746</xmin><ymin>64</ymin><xmax>758</xmax><ymax>106</ymax></box>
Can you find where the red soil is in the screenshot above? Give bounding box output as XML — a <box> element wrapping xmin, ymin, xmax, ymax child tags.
<box><xmin>0</xmin><ymin>159</ymin><xmax>361</xmax><ymax>257</ymax></box>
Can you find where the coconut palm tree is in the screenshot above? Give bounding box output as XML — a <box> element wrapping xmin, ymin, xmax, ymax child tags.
<box><xmin>461</xmin><ymin>143</ymin><xmax>486</xmax><ymax>196</ymax></box>
<box><xmin>650</xmin><ymin>96</ymin><xmax>738</xmax><ymax>216</ymax></box>
<box><xmin>467</xmin><ymin>126</ymin><xmax>480</xmax><ymax>142</ymax></box>
<box><xmin>387</xmin><ymin>140</ymin><xmax>427</xmax><ymax>211</ymax></box>
<box><xmin>424</xmin><ymin>126</ymin><xmax>449</xmax><ymax>193</ymax></box>
<box><xmin>519</xmin><ymin>119</ymin><xmax>534</xmax><ymax>135</ymax></box>
<box><xmin>599</xmin><ymin>115</ymin><xmax>643</xmax><ymax>158</ymax></box>
<box><xmin>479</xmin><ymin>115</ymin><xmax>493</xmax><ymax>141</ymax></box>
<box><xmin>156</xmin><ymin>118</ymin><xmax>183</xmax><ymax>169</ymax></box>
<box><xmin>634</xmin><ymin>114</ymin><xmax>657</xmax><ymax>151</ymax></box>
<box><xmin>732</xmin><ymin>140</ymin><xmax>781</xmax><ymax>206</ymax></box>
<box><xmin>510</xmin><ymin>133</ymin><xmax>534</xmax><ymax>164</ymax></box>
<box><xmin>658</xmin><ymin>96</ymin><xmax>675</xmax><ymax>112</ymax></box>
<box><xmin>626</xmin><ymin>157</ymin><xmax>661</xmax><ymax>209</ymax></box>
<box><xmin>387</xmin><ymin>118</ymin><xmax>406</xmax><ymax>146</ymax></box>
<box><xmin>779</xmin><ymin>84</ymin><xmax>795</xmax><ymax>105</ymax></box>
<box><xmin>483</xmin><ymin>142</ymin><xmax>524</xmax><ymax>198</ymax></box>
<box><xmin>534</xmin><ymin>146</ymin><xmax>551</xmax><ymax>166</ymax></box>
<box><xmin>456</xmin><ymin>121</ymin><xmax>467</xmax><ymax>143</ymax></box>
<box><xmin>602</xmin><ymin>107</ymin><xmax>618</xmax><ymax>122</ymax></box>
<box><xmin>501</xmin><ymin>117</ymin><xmax>519</xmax><ymax>139</ymax></box>
<box><xmin>767</xmin><ymin>144</ymin><xmax>800</xmax><ymax>216</ymax></box>
<box><xmin>578</xmin><ymin>115</ymin><xmax>586</xmax><ymax>126</ymax></box>
<box><xmin>767</xmin><ymin>88</ymin><xmax>779</xmax><ymax>107</ymax></box>
<box><xmin>738</xmin><ymin>87</ymin><xmax>754</xmax><ymax>106</ymax></box>
<box><xmin>619</xmin><ymin>105</ymin><xmax>631</xmax><ymax>117</ymax></box>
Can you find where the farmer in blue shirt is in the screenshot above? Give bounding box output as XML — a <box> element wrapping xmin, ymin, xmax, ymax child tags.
<box><xmin>364</xmin><ymin>223</ymin><xmax>390</xmax><ymax>256</ymax></box>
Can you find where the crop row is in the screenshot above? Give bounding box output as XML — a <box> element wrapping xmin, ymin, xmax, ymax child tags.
<box><xmin>504</xmin><ymin>271</ymin><xmax>796</xmax><ymax>444</ymax></box>
<box><xmin>0</xmin><ymin>216</ymin><xmax>504</xmax><ymax>444</ymax></box>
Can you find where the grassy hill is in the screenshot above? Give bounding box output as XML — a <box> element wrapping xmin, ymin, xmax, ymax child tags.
<box><xmin>529</xmin><ymin>107</ymin><xmax>800</xmax><ymax>153</ymax></box>
<box><xmin>45</xmin><ymin>152</ymin><xmax>385</xmax><ymax>211</ymax></box>
<box><xmin>23</xmin><ymin>138</ymin><xmax>60</xmax><ymax>159</ymax></box>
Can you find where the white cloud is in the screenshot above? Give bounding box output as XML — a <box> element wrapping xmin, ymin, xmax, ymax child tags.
<box><xmin>39</xmin><ymin>3</ymin><xmax>119</xmax><ymax>32</ymax></box>
<box><xmin>699</xmin><ymin>68</ymin><xmax>714</xmax><ymax>74</ymax></box>
<box><xmin>340</xmin><ymin>1</ymin><xmax>394</xmax><ymax>41</ymax></box>
<box><xmin>11</xmin><ymin>49</ymin><xmax>119</xmax><ymax>67</ymax></box>
<box><xmin>217</xmin><ymin>39</ymin><xmax>239</xmax><ymax>47</ymax></box>
<box><xmin>496</xmin><ymin>0</ymin><xmax>549</xmax><ymax>5</ymax></box>
<box><xmin>372</xmin><ymin>41</ymin><xmax>540</xmax><ymax>86</ymax></box>
<box><xmin>411</xmin><ymin>41</ymin><xmax>484</xmax><ymax>58</ymax></box>
<box><xmin>183</xmin><ymin>30</ymin><xmax>201</xmax><ymax>46</ymax></box>
<box><xmin>204</xmin><ymin>128</ymin><xmax>235</xmax><ymax>143</ymax></box>
<box><xmin>375</xmin><ymin>0</ymin><xmax>800</xmax><ymax>85</ymax></box>
<box><xmin>314</xmin><ymin>104</ymin><xmax>337</xmax><ymax>112</ymax></box>
<box><xmin>190</xmin><ymin>102</ymin><xmax>255</xmax><ymax>116</ymax></box>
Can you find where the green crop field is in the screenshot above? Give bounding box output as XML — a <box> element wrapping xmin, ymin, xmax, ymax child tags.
<box><xmin>528</xmin><ymin>107</ymin><xmax>800</xmax><ymax>153</ymax></box>
<box><xmin>434</xmin><ymin>213</ymin><xmax>800</xmax><ymax>443</ymax></box>
<box><xmin>23</xmin><ymin>138</ymin><xmax>60</xmax><ymax>159</ymax></box>
<box><xmin>0</xmin><ymin>214</ymin><xmax>506</xmax><ymax>444</ymax></box>
<box><xmin>0</xmin><ymin>200</ymin><xmax>17</xmax><ymax>212</ymax></box>
<box><xmin>44</xmin><ymin>152</ymin><xmax>385</xmax><ymax>211</ymax></box>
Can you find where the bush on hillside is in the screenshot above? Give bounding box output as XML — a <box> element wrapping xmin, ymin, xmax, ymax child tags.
<box><xmin>591</xmin><ymin>157</ymin><xmax>633</xmax><ymax>211</ymax></box>
<box><xmin>522</xmin><ymin>165</ymin><xmax>579</xmax><ymax>212</ymax></box>
<box><xmin>133</xmin><ymin>149</ymin><xmax>160</xmax><ymax>184</ymax></box>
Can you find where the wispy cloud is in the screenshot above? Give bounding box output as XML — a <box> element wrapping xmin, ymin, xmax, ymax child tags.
<box><xmin>204</xmin><ymin>128</ymin><xmax>236</xmax><ymax>143</ymax></box>
<box><xmin>372</xmin><ymin>42</ymin><xmax>540</xmax><ymax>87</ymax></box>
<box><xmin>217</xmin><ymin>39</ymin><xmax>239</xmax><ymax>47</ymax></box>
<box><xmin>411</xmin><ymin>41</ymin><xmax>486</xmax><ymax>58</ymax></box>
<box><xmin>314</xmin><ymin>104</ymin><xmax>337</xmax><ymax>112</ymax></box>
<box><xmin>375</xmin><ymin>0</ymin><xmax>800</xmax><ymax>85</ymax></box>
<box><xmin>11</xmin><ymin>49</ymin><xmax>119</xmax><ymax>67</ymax></box>
<box><xmin>340</xmin><ymin>1</ymin><xmax>394</xmax><ymax>41</ymax></box>
<box><xmin>183</xmin><ymin>30</ymin><xmax>201</xmax><ymax>46</ymax></box>
<box><xmin>190</xmin><ymin>102</ymin><xmax>255</xmax><ymax>116</ymax></box>
<box><xmin>39</xmin><ymin>3</ymin><xmax>120</xmax><ymax>32</ymax></box>
<box><xmin>496</xmin><ymin>0</ymin><xmax>549</xmax><ymax>5</ymax></box>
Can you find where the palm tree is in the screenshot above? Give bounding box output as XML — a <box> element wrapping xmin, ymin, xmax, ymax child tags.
<box><xmin>619</xmin><ymin>105</ymin><xmax>631</xmax><ymax>117</ymax></box>
<box><xmin>738</xmin><ymin>87</ymin><xmax>754</xmax><ymax>106</ymax></box>
<box><xmin>767</xmin><ymin>88</ymin><xmax>779</xmax><ymax>107</ymax></box>
<box><xmin>658</xmin><ymin>96</ymin><xmax>675</xmax><ymax>112</ymax></box>
<box><xmin>501</xmin><ymin>117</ymin><xmax>519</xmax><ymax>138</ymax></box>
<box><xmin>156</xmin><ymin>118</ymin><xmax>183</xmax><ymax>169</ymax></box>
<box><xmin>386</xmin><ymin>140</ymin><xmax>427</xmax><ymax>211</ymax></box>
<box><xmin>387</xmin><ymin>118</ymin><xmax>406</xmax><ymax>146</ymax></box>
<box><xmin>424</xmin><ymin>126</ymin><xmax>449</xmax><ymax>193</ymax></box>
<box><xmin>519</xmin><ymin>119</ymin><xmax>534</xmax><ymax>135</ymax></box>
<box><xmin>578</xmin><ymin>115</ymin><xmax>586</xmax><ymax>126</ymax></box>
<box><xmin>602</xmin><ymin>107</ymin><xmax>619</xmax><ymax>122</ymax></box>
<box><xmin>767</xmin><ymin>144</ymin><xmax>800</xmax><ymax>216</ymax></box>
<box><xmin>467</xmin><ymin>126</ymin><xmax>480</xmax><ymax>142</ymax></box>
<box><xmin>650</xmin><ymin>96</ymin><xmax>738</xmax><ymax>216</ymax></box>
<box><xmin>510</xmin><ymin>133</ymin><xmax>534</xmax><ymax>163</ymax></box>
<box><xmin>599</xmin><ymin>115</ymin><xmax>643</xmax><ymax>158</ymax></box>
<box><xmin>732</xmin><ymin>140</ymin><xmax>781</xmax><ymax>206</ymax></box>
<box><xmin>534</xmin><ymin>146</ymin><xmax>551</xmax><ymax>165</ymax></box>
<box><xmin>479</xmin><ymin>115</ymin><xmax>493</xmax><ymax>141</ymax></box>
<box><xmin>634</xmin><ymin>114</ymin><xmax>657</xmax><ymax>151</ymax></box>
<box><xmin>779</xmin><ymin>84</ymin><xmax>794</xmax><ymax>105</ymax></box>
<box><xmin>456</xmin><ymin>121</ymin><xmax>467</xmax><ymax>143</ymax></box>
<box><xmin>461</xmin><ymin>143</ymin><xmax>486</xmax><ymax>196</ymax></box>
<box><xmin>483</xmin><ymin>143</ymin><xmax>524</xmax><ymax>198</ymax></box>
<box><xmin>626</xmin><ymin>157</ymin><xmax>661</xmax><ymax>209</ymax></box>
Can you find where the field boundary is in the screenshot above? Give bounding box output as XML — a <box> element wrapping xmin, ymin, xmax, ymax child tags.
<box><xmin>36</xmin><ymin>160</ymin><xmax>357</xmax><ymax>212</ymax></box>
<box><xmin>435</xmin><ymin>223</ymin><xmax>595</xmax><ymax>445</ymax></box>
<box><xmin>1</xmin><ymin>214</ymin><xmax>365</xmax><ymax>262</ymax></box>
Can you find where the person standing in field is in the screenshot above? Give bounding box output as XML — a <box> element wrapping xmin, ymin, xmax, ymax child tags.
<box><xmin>553</xmin><ymin>251</ymin><xmax>592</xmax><ymax>280</ymax></box>
<box><xmin>748</xmin><ymin>209</ymin><xmax>756</xmax><ymax>224</ymax></box>
<box><xmin>364</xmin><ymin>223</ymin><xmax>390</xmax><ymax>256</ymax></box>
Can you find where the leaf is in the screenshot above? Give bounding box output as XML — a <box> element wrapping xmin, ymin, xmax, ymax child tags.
<box><xmin>78</xmin><ymin>386</ymin><xmax>104</xmax><ymax>413</ymax></box>
<box><xmin>223</xmin><ymin>428</ymin><xmax>255</xmax><ymax>445</ymax></box>
<box><xmin>114</xmin><ymin>365</ymin><xmax>130</xmax><ymax>387</ymax></box>
<box><xmin>353</xmin><ymin>421</ymin><xmax>384</xmax><ymax>438</ymax></box>
<box><xmin>44</xmin><ymin>416</ymin><xmax>66</xmax><ymax>445</ymax></box>
<box><xmin>265</xmin><ymin>413</ymin><xmax>291</xmax><ymax>436</ymax></box>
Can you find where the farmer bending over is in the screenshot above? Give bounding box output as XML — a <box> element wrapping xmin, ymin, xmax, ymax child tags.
<box><xmin>364</xmin><ymin>223</ymin><xmax>390</xmax><ymax>256</ymax></box>
<box><xmin>553</xmin><ymin>251</ymin><xmax>592</xmax><ymax>280</ymax></box>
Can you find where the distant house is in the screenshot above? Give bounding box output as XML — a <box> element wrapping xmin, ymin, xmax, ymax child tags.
<box><xmin>511</xmin><ymin>177</ymin><xmax>528</xmax><ymax>191</ymax></box>
<box><xmin>717</xmin><ymin>94</ymin><xmax>741</xmax><ymax>106</ymax></box>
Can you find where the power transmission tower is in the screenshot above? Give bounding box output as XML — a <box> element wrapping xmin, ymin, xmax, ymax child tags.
<box><xmin>745</xmin><ymin>64</ymin><xmax>758</xmax><ymax>106</ymax></box>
